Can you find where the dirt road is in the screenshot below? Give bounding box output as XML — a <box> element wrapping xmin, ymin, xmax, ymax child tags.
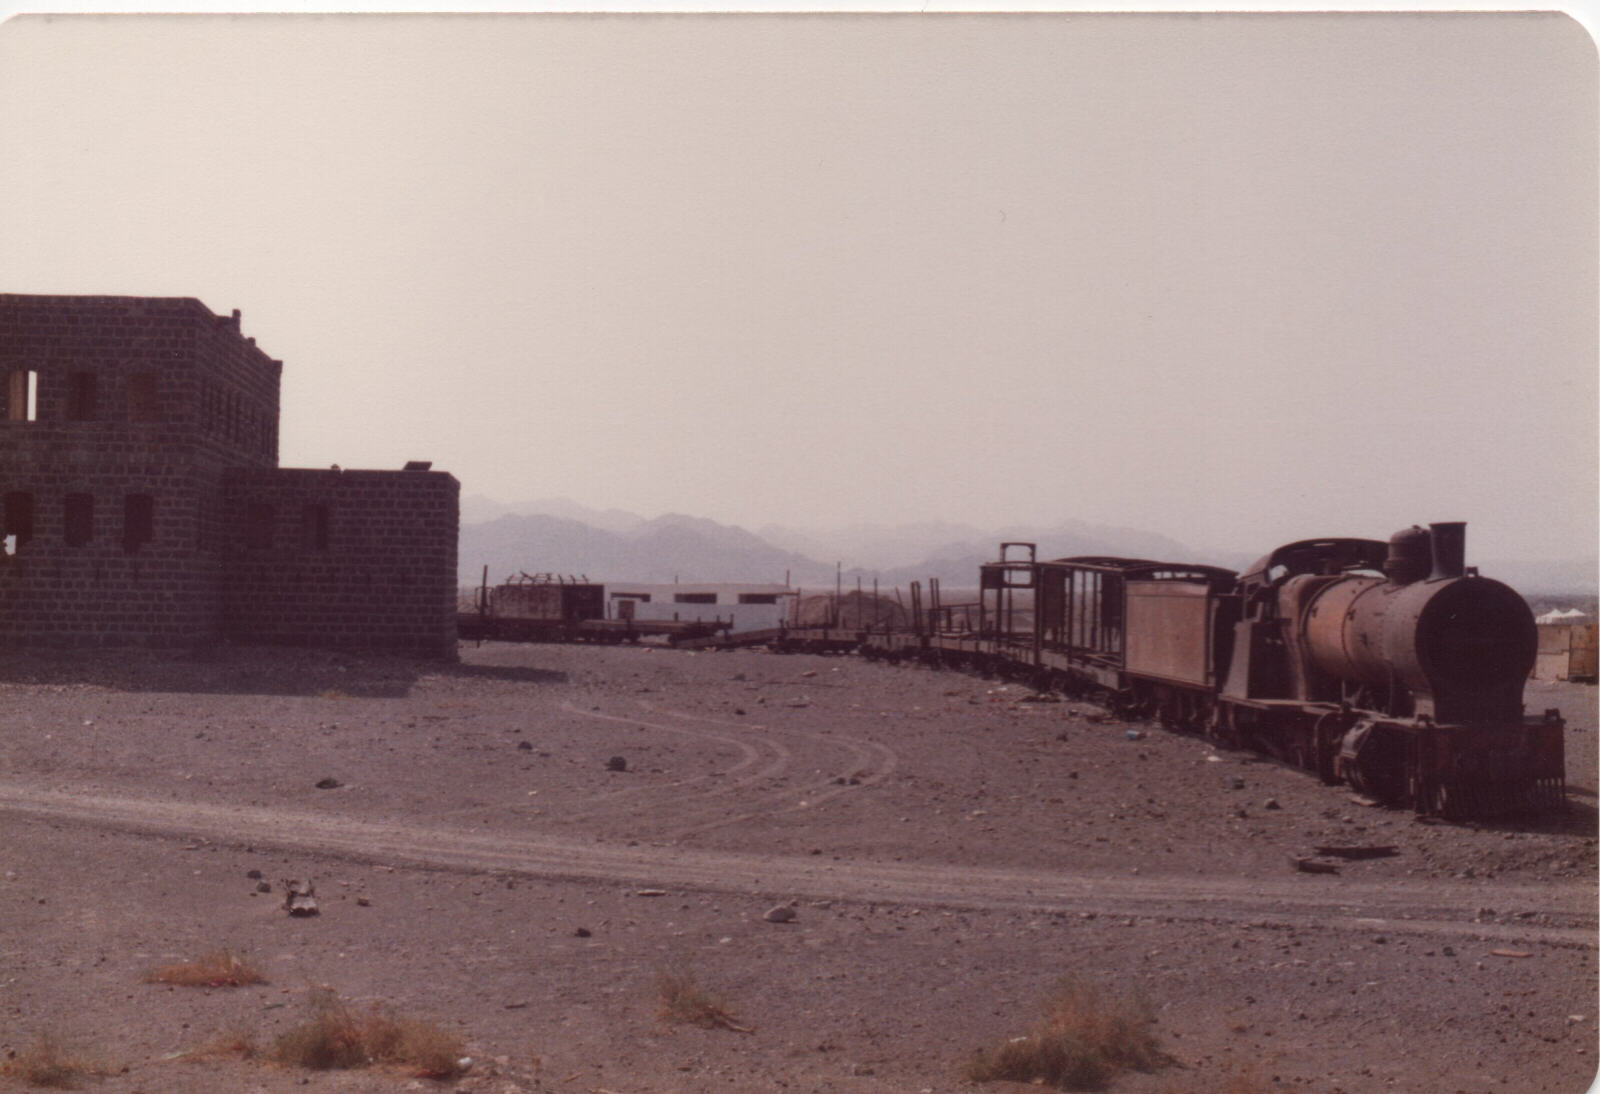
<box><xmin>0</xmin><ymin>781</ymin><xmax>1592</xmax><ymax>949</ymax></box>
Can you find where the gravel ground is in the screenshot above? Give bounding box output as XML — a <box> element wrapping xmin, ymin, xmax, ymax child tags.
<box><xmin>0</xmin><ymin>641</ymin><xmax>1595</xmax><ymax>1094</ymax></box>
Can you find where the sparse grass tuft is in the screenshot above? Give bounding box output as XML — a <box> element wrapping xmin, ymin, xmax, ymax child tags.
<box><xmin>0</xmin><ymin>1033</ymin><xmax>104</xmax><ymax>1089</ymax></box>
<box><xmin>270</xmin><ymin>988</ymin><xmax>466</xmax><ymax>1079</ymax></box>
<box><xmin>963</xmin><ymin>976</ymin><xmax>1167</xmax><ymax>1091</ymax></box>
<box><xmin>142</xmin><ymin>949</ymin><xmax>267</xmax><ymax>988</ymax></box>
<box><xmin>655</xmin><ymin>966</ymin><xmax>753</xmax><ymax>1033</ymax></box>
<box><xmin>204</xmin><ymin>1025</ymin><xmax>262</xmax><ymax>1061</ymax></box>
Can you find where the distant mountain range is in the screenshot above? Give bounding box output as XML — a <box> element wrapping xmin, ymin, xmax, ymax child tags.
<box><xmin>459</xmin><ymin>507</ymin><xmax>824</xmax><ymax>587</ymax></box>
<box><xmin>456</xmin><ymin>495</ymin><xmax>1597</xmax><ymax>596</ymax></box>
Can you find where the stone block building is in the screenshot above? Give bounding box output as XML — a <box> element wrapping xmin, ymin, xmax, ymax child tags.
<box><xmin>0</xmin><ymin>294</ymin><xmax>458</xmax><ymax>657</ymax></box>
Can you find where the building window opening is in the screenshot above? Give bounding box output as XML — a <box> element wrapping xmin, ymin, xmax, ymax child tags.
<box><xmin>67</xmin><ymin>372</ymin><xmax>97</xmax><ymax>421</ymax></box>
<box><xmin>2</xmin><ymin>491</ymin><xmax>34</xmax><ymax>557</ymax></box>
<box><xmin>4</xmin><ymin>370</ymin><xmax>38</xmax><ymax>422</ymax></box>
<box><xmin>738</xmin><ymin>593</ymin><xmax>779</xmax><ymax>605</ymax></box>
<box><xmin>3</xmin><ymin>491</ymin><xmax>35</xmax><ymax>550</ymax></box>
<box><xmin>64</xmin><ymin>493</ymin><xmax>94</xmax><ymax>547</ymax></box>
<box><xmin>245</xmin><ymin>502</ymin><xmax>275</xmax><ymax>549</ymax></box>
<box><xmin>123</xmin><ymin>494</ymin><xmax>154</xmax><ymax>554</ymax></box>
<box><xmin>673</xmin><ymin>592</ymin><xmax>717</xmax><ymax>605</ymax></box>
<box><xmin>301</xmin><ymin>503</ymin><xmax>330</xmax><ymax>550</ymax></box>
<box><xmin>127</xmin><ymin>374</ymin><xmax>157</xmax><ymax>422</ymax></box>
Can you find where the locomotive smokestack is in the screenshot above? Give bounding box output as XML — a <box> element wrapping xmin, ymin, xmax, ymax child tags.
<box><xmin>1429</xmin><ymin>522</ymin><xmax>1467</xmax><ymax>580</ymax></box>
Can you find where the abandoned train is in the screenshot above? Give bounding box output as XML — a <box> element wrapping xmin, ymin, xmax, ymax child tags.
<box><xmin>777</xmin><ymin>522</ymin><xmax>1564</xmax><ymax>818</ymax></box>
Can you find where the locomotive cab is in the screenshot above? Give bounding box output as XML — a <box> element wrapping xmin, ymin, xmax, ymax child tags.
<box><xmin>1220</xmin><ymin>535</ymin><xmax>1388</xmax><ymax>704</ymax></box>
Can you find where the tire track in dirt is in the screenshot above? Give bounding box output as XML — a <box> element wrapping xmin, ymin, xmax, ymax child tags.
<box><xmin>556</xmin><ymin>700</ymin><xmax>792</xmax><ymax>814</ymax></box>
<box><xmin>635</xmin><ymin>702</ymin><xmax>899</xmax><ymax>840</ymax></box>
<box><xmin>1</xmin><ymin>780</ymin><xmax>1591</xmax><ymax>949</ymax></box>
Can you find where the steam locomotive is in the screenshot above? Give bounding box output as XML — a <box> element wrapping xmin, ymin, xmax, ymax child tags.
<box><xmin>779</xmin><ymin>522</ymin><xmax>1564</xmax><ymax>817</ymax></box>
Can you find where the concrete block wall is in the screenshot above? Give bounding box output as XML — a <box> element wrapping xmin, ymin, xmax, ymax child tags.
<box><xmin>221</xmin><ymin>468</ymin><xmax>460</xmax><ymax>658</ymax></box>
<box><xmin>0</xmin><ymin>295</ymin><xmax>280</xmax><ymax>647</ymax></box>
<box><xmin>0</xmin><ymin>295</ymin><xmax>460</xmax><ymax>658</ymax></box>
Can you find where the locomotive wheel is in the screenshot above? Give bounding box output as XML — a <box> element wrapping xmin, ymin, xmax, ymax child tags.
<box><xmin>1311</xmin><ymin>712</ymin><xmax>1343</xmax><ymax>784</ymax></box>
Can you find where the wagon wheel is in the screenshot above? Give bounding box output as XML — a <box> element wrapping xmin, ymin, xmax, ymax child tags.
<box><xmin>1210</xmin><ymin>705</ymin><xmax>1241</xmax><ymax>748</ymax></box>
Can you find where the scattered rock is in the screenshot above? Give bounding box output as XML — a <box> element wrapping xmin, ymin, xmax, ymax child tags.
<box><xmin>1314</xmin><ymin>844</ymin><xmax>1398</xmax><ymax>860</ymax></box>
<box><xmin>1290</xmin><ymin>856</ymin><xmax>1338</xmax><ymax>875</ymax></box>
<box><xmin>517</xmin><ymin>740</ymin><xmax>533</xmax><ymax>751</ymax></box>
<box><xmin>282</xmin><ymin>879</ymin><xmax>319</xmax><ymax>916</ymax></box>
<box><xmin>606</xmin><ymin>756</ymin><xmax>627</xmax><ymax>772</ymax></box>
<box><xmin>255</xmin><ymin>880</ymin><xmax>272</xmax><ymax>894</ymax></box>
<box><xmin>314</xmin><ymin>777</ymin><xmax>341</xmax><ymax>790</ymax></box>
<box><xmin>764</xmin><ymin>903</ymin><xmax>798</xmax><ymax>923</ymax></box>
<box><xmin>246</xmin><ymin>869</ymin><xmax>263</xmax><ymax>879</ymax></box>
<box><xmin>1264</xmin><ymin>798</ymin><xmax>1281</xmax><ymax>810</ymax></box>
<box><xmin>574</xmin><ymin>927</ymin><xmax>592</xmax><ymax>938</ymax></box>
<box><xmin>1225</xmin><ymin>776</ymin><xmax>1245</xmax><ymax>790</ymax></box>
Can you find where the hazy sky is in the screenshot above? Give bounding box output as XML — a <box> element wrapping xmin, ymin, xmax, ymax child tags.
<box><xmin>0</xmin><ymin>13</ymin><xmax>1593</xmax><ymax>561</ymax></box>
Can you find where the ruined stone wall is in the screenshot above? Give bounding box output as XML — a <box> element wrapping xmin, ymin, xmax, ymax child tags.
<box><xmin>221</xmin><ymin>469</ymin><xmax>459</xmax><ymax>659</ymax></box>
<box><xmin>0</xmin><ymin>295</ymin><xmax>281</xmax><ymax>647</ymax></box>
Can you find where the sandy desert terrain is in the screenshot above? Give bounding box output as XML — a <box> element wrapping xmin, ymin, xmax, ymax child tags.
<box><xmin>1</xmin><ymin>641</ymin><xmax>1595</xmax><ymax>1094</ymax></box>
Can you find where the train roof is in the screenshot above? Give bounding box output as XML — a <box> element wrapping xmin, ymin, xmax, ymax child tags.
<box><xmin>1034</xmin><ymin>555</ymin><xmax>1238</xmax><ymax>583</ymax></box>
<box><xmin>1238</xmin><ymin>538</ymin><xmax>1387</xmax><ymax>586</ymax></box>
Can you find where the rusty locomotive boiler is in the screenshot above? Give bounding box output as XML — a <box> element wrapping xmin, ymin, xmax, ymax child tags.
<box><xmin>773</xmin><ymin>522</ymin><xmax>1563</xmax><ymax>818</ymax></box>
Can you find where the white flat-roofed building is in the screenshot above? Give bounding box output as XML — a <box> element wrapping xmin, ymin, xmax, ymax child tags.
<box><xmin>604</xmin><ymin>582</ymin><xmax>795</xmax><ymax>633</ymax></box>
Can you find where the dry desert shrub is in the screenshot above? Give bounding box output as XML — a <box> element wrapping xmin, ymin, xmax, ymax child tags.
<box><xmin>655</xmin><ymin>966</ymin><xmax>753</xmax><ymax>1033</ymax></box>
<box><xmin>141</xmin><ymin>949</ymin><xmax>267</xmax><ymax>988</ymax></box>
<box><xmin>202</xmin><ymin>1024</ymin><xmax>262</xmax><ymax>1061</ymax></box>
<box><xmin>0</xmin><ymin>1033</ymin><xmax>105</xmax><ymax>1089</ymax></box>
<box><xmin>271</xmin><ymin>988</ymin><xmax>465</xmax><ymax>1079</ymax></box>
<box><xmin>963</xmin><ymin>975</ymin><xmax>1166</xmax><ymax>1091</ymax></box>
